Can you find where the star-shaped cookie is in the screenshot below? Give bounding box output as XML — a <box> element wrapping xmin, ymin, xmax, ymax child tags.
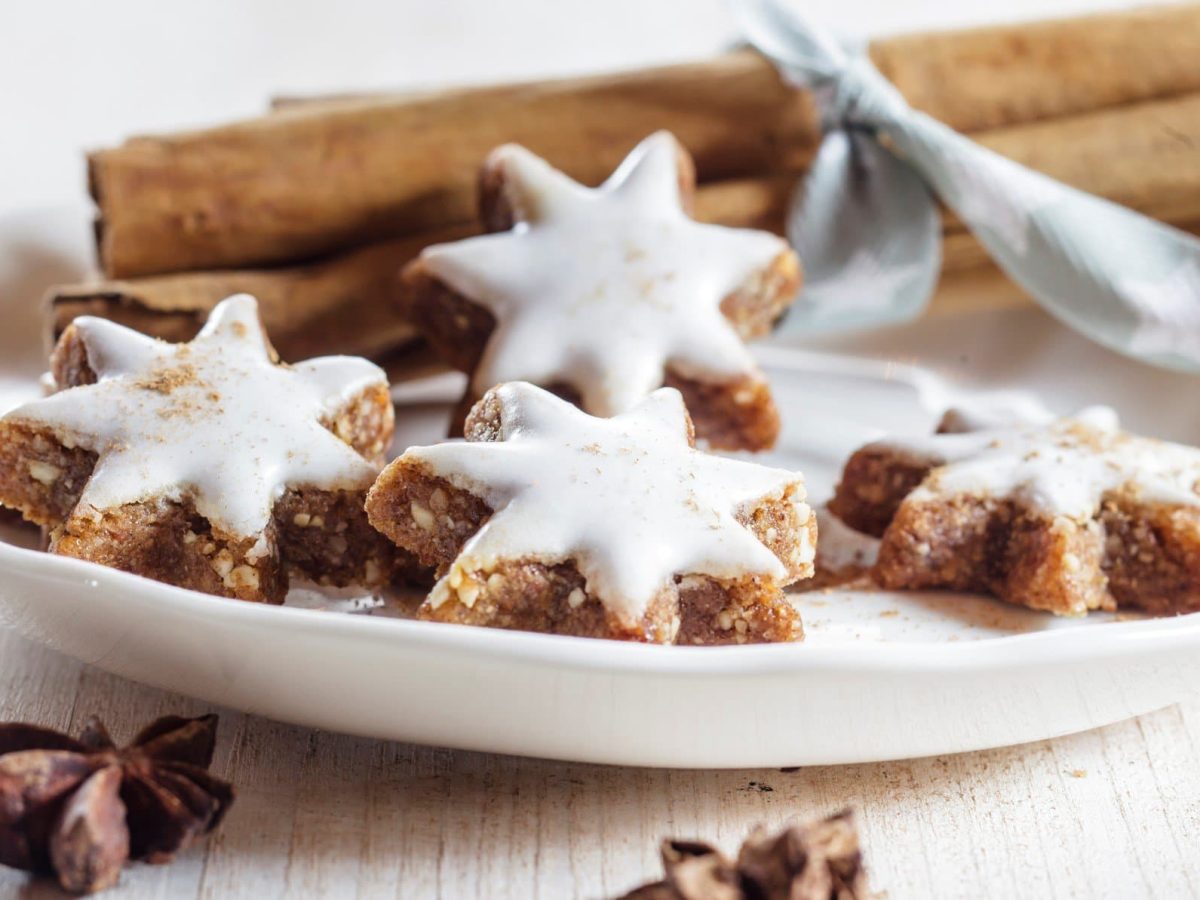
<box><xmin>400</xmin><ymin>131</ymin><xmax>801</xmax><ymax>451</ymax></box>
<box><xmin>829</xmin><ymin>406</ymin><xmax>1200</xmax><ymax>615</ymax></box>
<box><xmin>0</xmin><ymin>294</ymin><xmax>410</xmax><ymax>602</ymax></box>
<box><xmin>366</xmin><ymin>382</ymin><xmax>815</xmax><ymax>643</ymax></box>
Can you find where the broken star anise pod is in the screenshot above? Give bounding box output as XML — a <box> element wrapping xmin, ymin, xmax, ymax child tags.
<box><xmin>0</xmin><ymin>714</ymin><xmax>234</xmax><ymax>894</ymax></box>
<box><xmin>617</xmin><ymin>810</ymin><xmax>870</xmax><ymax>900</ymax></box>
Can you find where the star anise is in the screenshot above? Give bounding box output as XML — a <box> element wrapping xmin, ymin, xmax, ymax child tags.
<box><xmin>617</xmin><ymin>811</ymin><xmax>870</xmax><ymax>900</ymax></box>
<box><xmin>0</xmin><ymin>714</ymin><xmax>234</xmax><ymax>894</ymax></box>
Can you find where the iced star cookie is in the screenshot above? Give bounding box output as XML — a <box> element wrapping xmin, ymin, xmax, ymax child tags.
<box><xmin>400</xmin><ymin>131</ymin><xmax>801</xmax><ymax>451</ymax></box>
<box><xmin>829</xmin><ymin>406</ymin><xmax>1200</xmax><ymax>616</ymax></box>
<box><xmin>0</xmin><ymin>294</ymin><xmax>412</xmax><ymax>602</ymax></box>
<box><xmin>366</xmin><ymin>382</ymin><xmax>815</xmax><ymax>643</ymax></box>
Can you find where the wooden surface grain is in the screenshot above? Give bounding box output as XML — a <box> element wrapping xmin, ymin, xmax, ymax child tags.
<box><xmin>2</xmin><ymin>627</ymin><xmax>1198</xmax><ymax>899</ymax></box>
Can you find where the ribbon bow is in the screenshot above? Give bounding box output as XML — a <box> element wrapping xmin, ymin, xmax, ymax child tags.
<box><xmin>736</xmin><ymin>0</ymin><xmax>1200</xmax><ymax>370</ymax></box>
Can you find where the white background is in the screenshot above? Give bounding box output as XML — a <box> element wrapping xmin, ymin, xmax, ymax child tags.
<box><xmin>0</xmin><ymin>0</ymin><xmax>1146</xmax><ymax>213</ymax></box>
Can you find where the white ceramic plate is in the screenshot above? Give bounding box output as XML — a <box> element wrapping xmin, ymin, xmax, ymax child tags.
<box><xmin>2</xmin><ymin>206</ymin><xmax>1199</xmax><ymax>768</ymax></box>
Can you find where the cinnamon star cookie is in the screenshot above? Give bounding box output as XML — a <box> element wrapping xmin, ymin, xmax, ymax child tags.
<box><xmin>830</xmin><ymin>406</ymin><xmax>1200</xmax><ymax>616</ymax></box>
<box><xmin>400</xmin><ymin>131</ymin><xmax>801</xmax><ymax>451</ymax></box>
<box><xmin>366</xmin><ymin>382</ymin><xmax>815</xmax><ymax>643</ymax></box>
<box><xmin>0</xmin><ymin>294</ymin><xmax>411</xmax><ymax>602</ymax></box>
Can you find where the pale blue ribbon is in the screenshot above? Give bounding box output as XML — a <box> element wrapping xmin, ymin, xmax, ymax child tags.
<box><xmin>734</xmin><ymin>0</ymin><xmax>1200</xmax><ymax>371</ymax></box>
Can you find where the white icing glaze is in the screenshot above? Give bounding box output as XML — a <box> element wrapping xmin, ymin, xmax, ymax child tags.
<box><xmin>936</xmin><ymin>399</ymin><xmax>1055</xmax><ymax>434</ymax></box>
<box><xmin>5</xmin><ymin>294</ymin><xmax>387</xmax><ymax>541</ymax></box>
<box><xmin>880</xmin><ymin>405</ymin><xmax>1200</xmax><ymax>519</ymax></box>
<box><xmin>420</xmin><ymin>131</ymin><xmax>791</xmax><ymax>416</ymax></box>
<box><xmin>405</xmin><ymin>382</ymin><xmax>812</xmax><ymax>625</ymax></box>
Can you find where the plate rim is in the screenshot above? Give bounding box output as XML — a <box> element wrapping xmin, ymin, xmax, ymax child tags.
<box><xmin>4</xmin><ymin>538</ymin><xmax>1200</xmax><ymax>677</ymax></box>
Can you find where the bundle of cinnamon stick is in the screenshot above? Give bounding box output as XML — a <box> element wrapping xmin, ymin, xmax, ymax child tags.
<box><xmin>53</xmin><ymin>4</ymin><xmax>1200</xmax><ymax>367</ymax></box>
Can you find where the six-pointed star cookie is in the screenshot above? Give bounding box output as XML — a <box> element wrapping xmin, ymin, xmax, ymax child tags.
<box><xmin>829</xmin><ymin>406</ymin><xmax>1200</xmax><ymax>616</ymax></box>
<box><xmin>0</xmin><ymin>294</ymin><xmax>409</xmax><ymax>602</ymax></box>
<box><xmin>400</xmin><ymin>131</ymin><xmax>801</xmax><ymax>451</ymax></box>
<box><xmin>366</xmin><ymin>381</ymin><xmax>815</xmax><ymax>643</ymax></box>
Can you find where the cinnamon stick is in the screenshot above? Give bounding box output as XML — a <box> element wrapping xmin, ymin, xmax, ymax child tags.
<box><xmin>61</xmin><ymin>83</ymin><xmax>1200</xmax><ymax>366</ymax></box>
<box><xmin>89</xmin><ymin>52</ymin><xmax>818</xmax><ymax>278</ymax></box>
<box><xmin>89</xmin><ymin>5</ymin><xmax>1200</xmax><ymax>278</ymax></box>
<box><xmin>941</xmin><ymin>90</ymin><xmax>1200</xmax><ymax>270</ymax></box>
<box><xmin>936</xmin><ymin>218</ymin><xmax>1200</xmax><ymax>315</ymax></box>
<box><xmin>44</xmin><ymin>232</ymin><xmax>464</xmax><ymax>363</ymax></box>
<box><xmin>718</xmin><ymin>89</ymin><xmax>1200</xmax><ymax>270</ymax></box>
<box><xmin>706</xmin><ymin>88</ymin><xmax>1200</xmax><ymax>271</ymax></box>
<box><xmin>712</xmin><ymin>85</ymin><xmax>1200</xmax><ymax>270</ymax></box>
<box><xmin>873</xmin><ymin>3</ymin><xmax>1200</xmax><ymax>132</ymax></box>
<box><xmin>712</xmin><ymin>89</ymin><xmax>1200</xmax><ymax>271</ymax></box>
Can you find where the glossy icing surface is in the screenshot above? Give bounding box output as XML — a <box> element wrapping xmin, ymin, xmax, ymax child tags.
<box><xmin>881</xmin><ymin>406</ymin><xmax>1200</xmax><ymax>516</ymax></box>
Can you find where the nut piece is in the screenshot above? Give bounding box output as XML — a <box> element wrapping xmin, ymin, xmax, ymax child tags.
<box><xmin>227</xmin><ymin>565</ymin><xmax>260</xmax><ymax>590</ymax></box>
<box><xmin>27</xmin><ymin>460</ymin><xmax>61</xmax><ymax>486</ymax></box>
<box><xmin>410</xmin><ymin>502</ymin><xmax>436</xmax><ymax>531</ymax></box>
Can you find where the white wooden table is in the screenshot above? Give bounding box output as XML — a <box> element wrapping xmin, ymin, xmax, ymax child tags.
<box><xmin>2</xmin><ymin>626</ymin><xmax>1197</xmax><ymax>898</ymax></box>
